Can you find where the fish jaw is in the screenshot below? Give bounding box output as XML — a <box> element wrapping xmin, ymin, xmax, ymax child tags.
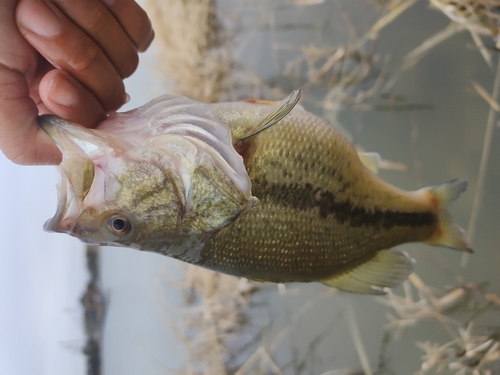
<box><xmin>43</xmin><ymin>163</ymin><xmax>79</xmax><ymax>234</ymax></box>
<box><xmin>41</xmin><ymin>156</ymin><xmax>106</xmax><ymax>237</ymax></box>
<box><xmin>39</xmin><ymin>115</ymin><xmax>121</xmax><ymax>236</ymax></box>
<box><xmin>38</xmin><ymin>115</ymin><xmax>133</xmax><ymax>159</ymax></box>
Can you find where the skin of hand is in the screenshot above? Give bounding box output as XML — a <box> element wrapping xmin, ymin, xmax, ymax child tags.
<box><xmin>0</xmin><ymin>0</ymin><xmax>154</xmax><ymax>165</ymax></box>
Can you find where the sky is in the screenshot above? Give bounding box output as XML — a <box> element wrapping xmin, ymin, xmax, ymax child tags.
<box><xmin>0</xmin><ymin>161</ymin><xmax>88</xmax><ymax>375</ymax></box>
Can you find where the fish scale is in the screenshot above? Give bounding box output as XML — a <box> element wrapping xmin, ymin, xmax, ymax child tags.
<box><xmin>202</xmin><ymin>102</ymin><xmax>459</xmax><ymax>285</ymax></box>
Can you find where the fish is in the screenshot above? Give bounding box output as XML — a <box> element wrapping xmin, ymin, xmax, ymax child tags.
<box><xmin>39</xmin><ymin>90</ymin><xmax>473</xmax><ymax>294</ymax></box>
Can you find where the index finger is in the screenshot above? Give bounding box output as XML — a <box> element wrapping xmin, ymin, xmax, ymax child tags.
<box><xmin>18</xmin><ymin>0</ymin><xmax>127</xmax><ymax>112</ymax></box>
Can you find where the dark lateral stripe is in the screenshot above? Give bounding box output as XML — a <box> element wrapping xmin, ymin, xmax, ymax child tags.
<box><xmin>255</xmin><ymin>180</ymin><xmax>435</xmax><ymax>229</ymax></box>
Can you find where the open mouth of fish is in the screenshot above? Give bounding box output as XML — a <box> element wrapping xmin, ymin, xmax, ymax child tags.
<box><xmin>38</xmin><ymin>115</ymin><xmax>108</xmax><ymax>235</ymax></box>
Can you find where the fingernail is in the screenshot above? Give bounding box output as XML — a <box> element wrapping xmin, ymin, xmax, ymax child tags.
<box><xmin>124</xmin><ymin>93</ymin><xmax>131</xmax><ymax>104</ymax></box>
<box><xmin>139</xmin><ymin>29</ymin><xmax>155</xmax><ymax>52</ymax></box>
<box><xmin>20</xmin><ymin>1</ymin><xmax>61</xmax><ymax>37</ymax></box>
<box><xmin>49</xmin><ymin>74</ymin><xmax>79</xmax><ymax>107</ymax></box>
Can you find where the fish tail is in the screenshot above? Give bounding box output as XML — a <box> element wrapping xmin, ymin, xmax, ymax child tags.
<box><xmin>424</xmin><ymin>179</ymin><xmax>474</xmax><ymax>253</ymax></box>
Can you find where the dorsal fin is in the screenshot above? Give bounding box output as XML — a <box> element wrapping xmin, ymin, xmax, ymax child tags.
<box><xmin>238</xmin><ymin>89</ymin><xmax>302</xmax><ymax>142</ymax></box>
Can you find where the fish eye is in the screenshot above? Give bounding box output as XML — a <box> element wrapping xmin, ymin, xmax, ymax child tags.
<box><xmin>105</xmin><ymin>214</ymin><xmax>132</xmax><ymax>237</ymax></box>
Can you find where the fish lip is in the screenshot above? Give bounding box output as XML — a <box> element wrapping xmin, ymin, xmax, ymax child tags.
<box><xmin>39</xmin><ymin>115</ymin><xmax>97</xmax><ymax>235</ymax></box>
<box><xmin>38</xmin><ymin>114</ymin><xmax>73</xmax><ymax>152</ymax></box>
<box><xmin>38</xmin><ymin>114</ymin><xmax>133</xmax><ymax>158</ymax></box>
<box><xmin>43</xmin><ymin>168</ymin><xmax>72</xmax><ymax>233</ymax></box>
<box><xmin>43</xmin><ymin>166</ymin><xmax>90</xmax><ymax>236</ymax></box>
<box><xmin>38</xmin><ymin>114</ymin><xmax>59</xmax><ymax>135</ymax></box>
<box><xmin>44</xmin><ymin>217</ymin><xmax>74</xmax><ymax>234</ymax></box>
<box><xmin>39</xmin><ymin>115</ymin><xmax>77</xmax><ymax>233</ymax></box>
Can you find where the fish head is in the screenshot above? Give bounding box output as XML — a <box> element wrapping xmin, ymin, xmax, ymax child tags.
<box><xmin>39</xmin><ymin>105</ymin><xmax>255</xmax><ymax>257</ymax></box>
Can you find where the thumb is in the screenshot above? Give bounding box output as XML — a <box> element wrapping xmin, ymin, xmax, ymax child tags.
<box><xmin>0</xmin><ymin>67</ymin><xmax>61</xmax><ymax>165</ymax></box>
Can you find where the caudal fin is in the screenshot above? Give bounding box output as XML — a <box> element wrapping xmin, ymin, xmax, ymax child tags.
<box><xmin>424</xmin><ymin>179</ymin><xmax>474</xmax><ymax>253</ymax></box>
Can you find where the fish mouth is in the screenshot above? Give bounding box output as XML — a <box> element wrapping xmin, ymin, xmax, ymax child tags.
<box><xmin>44</xmin><ymin>166</ymin><xmax>71</xmax><ymax>233</ymax></box>
<box><xmin>43</xmin><ymin>162</ymin><xmax>94</xmax><ymax>234</ymax></box>
<box><xmin>39</xmin><ymin>115</ymin><xmax>99</xmax><ymax>234</ymax></box>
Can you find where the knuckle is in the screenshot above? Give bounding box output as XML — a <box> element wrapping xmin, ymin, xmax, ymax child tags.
<box><xmin>68</xmin><ymin>43</ymin><xmax>99</xmax><ymax>72</ymax></box>
<box><xmin>86</xmin><ymin>6</ymin><xmax>108</xmax><ymax>30</ymax></box>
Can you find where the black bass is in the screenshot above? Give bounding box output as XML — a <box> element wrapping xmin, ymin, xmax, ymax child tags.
<box><xmin>39</xmin><ymin>90</ymin><xmax>473</xmax><ymax>294</ymax></box>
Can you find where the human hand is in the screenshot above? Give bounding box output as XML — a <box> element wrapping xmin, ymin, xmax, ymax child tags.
<box><xmin>0</xmin><ymin>0</ymin><xmax>153</xmax><ymax>165</ymax></box>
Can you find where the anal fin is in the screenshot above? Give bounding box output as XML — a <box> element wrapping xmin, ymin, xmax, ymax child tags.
<box><xmin>321</xmin><ymin>249</ymin><xmax>415</xmax><ymax>295</ymax></box>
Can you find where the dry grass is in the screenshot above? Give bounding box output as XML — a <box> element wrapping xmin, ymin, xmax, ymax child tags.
<box><xmin>381</xmin><ymin>276</ymin><xmax>500</xmax><ymax>374</ymax></box>
<box><xmin>145</xmin><ymin>0</ymin><xmax>233</xmax><ymax>103</ymax></box>
<box><xmin>178</xmin><ymin>268</ymin><xmax>260</xmax><ymax>375</ymax></box>
<box><xmin>405</xmin><ymin>0</ymin><xmax>500</xmax><ymax>68</ymax></box>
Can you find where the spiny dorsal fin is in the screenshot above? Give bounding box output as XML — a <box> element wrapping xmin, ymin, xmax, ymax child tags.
<box><xmin>238</xmin><ymin>89</ymin><xmax>302</xmax><ymax>142</ymax></box>
<box><xmin>320</xmin><ymin>249</ymin><xmax>415</xmax><ymax>294</ymax></box>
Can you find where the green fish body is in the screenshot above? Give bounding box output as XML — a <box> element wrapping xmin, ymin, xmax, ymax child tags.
<box><xmin>39</xmin><ymin>92</ymin><xmax>472</xmax><ymax>294</ymax></box>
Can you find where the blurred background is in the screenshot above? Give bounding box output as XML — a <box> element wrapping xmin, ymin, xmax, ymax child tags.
<box><xmin>1</xmin><ymin>0</ymin><xmax>500</xmax><ymax>374</ymax></box>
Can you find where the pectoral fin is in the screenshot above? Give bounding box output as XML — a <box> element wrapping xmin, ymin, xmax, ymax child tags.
<box><xmin>357</xmin><ymin>152</ymin><xmax>381</xmax><ymax>174</ymax></box>
<box><xmin>239</xmin><ymin>89</ymin><xmax>302</xmax><ymax>142</ymax></box>
<box><xmin>320</xmin><ymin>249</ymin><xmax>415</xmax><ymax>294</ymax></box>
